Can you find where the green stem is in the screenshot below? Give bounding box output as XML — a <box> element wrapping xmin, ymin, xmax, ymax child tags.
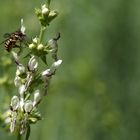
<box><xmin>17</xmin><ymin>132</ymin><xmax>22</xmax><ymax>140</ymax></box>
<box><xmin>39</xmin><ymin>26</ymin><xmax>46</xmax><ymax>44</ymax></box>
<box><xmin>25</xmin><ymin>125</ymin><xmax>31</xmax><ymax>140</ymax></box>
<box><xmin>47</xmin><ymin>0</ymin><xmax>51</xmax><ymax>6</ymax></box>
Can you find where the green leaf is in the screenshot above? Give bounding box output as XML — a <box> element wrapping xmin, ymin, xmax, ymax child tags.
<box><xmin>40</xmin><ymin>55</ymin><xmax>47</xmax><ymax>65</ymax></box>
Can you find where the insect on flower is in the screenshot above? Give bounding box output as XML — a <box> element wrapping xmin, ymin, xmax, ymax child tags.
<box><xmin>0</xmin><ymin>30</ymin><xmax>26</xmax><ymax>52</ymax></box>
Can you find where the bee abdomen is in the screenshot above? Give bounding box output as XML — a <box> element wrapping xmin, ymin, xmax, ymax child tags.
<box><xmin>2</xmin><ymin>30</ymin><xmax>25</xmax><ymax>52</ymax></box>
<box><xmin>5</xmin><ymin>38</ymin><xmax>16</xmax><ymax>52</ymax></box>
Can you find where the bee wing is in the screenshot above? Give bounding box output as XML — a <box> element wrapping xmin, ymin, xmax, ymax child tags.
<box><xmin>0</xmin><ymin>33</ymin><xmax>11</xmax><ymax>45</ymax></box>
<box><xmin>0</xmin><ymin>40</ymin><xmax>6</xmax><ymax>45</ymax></box>
<box><xmin>3</xmin><ymin>33</ymin><xmax>11</xmax><ymax>38</ymax></box>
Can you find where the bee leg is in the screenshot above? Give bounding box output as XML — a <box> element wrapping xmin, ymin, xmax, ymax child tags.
<box><xmin>13</xmin><ymin>45</ymin><xmax>20</xmax><ymax>48</ymax></box>
<box><xmin>17</xmin><ymin>42</ymin><xmax>23</xmax><ymax>56</ymax></box>
<box><xmin>17</xmin><ymin>47</ymin><xmax>23</xmax><ymax>56</ymax></box>
<box><xmin>13</xmin><ymin>45</ymin><xmax>22</xmax><ymax>55</ymax></box>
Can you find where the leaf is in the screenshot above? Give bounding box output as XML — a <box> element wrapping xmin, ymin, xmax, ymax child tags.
<box><xmin>23</xmin><ymin>52</ymin><xmax>31</xmax><ymax>58</ymax></box>
<box><xmin>40</xmin><ymin>55</ymin><xmax>47</xmax><ymax>65</ymax></box>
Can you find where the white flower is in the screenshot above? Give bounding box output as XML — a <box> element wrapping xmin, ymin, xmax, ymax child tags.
<box><xmin>33</xmin><ymin>90</ymin><xmax>41</xmax><ymax>106</ymax></box>
<box><xmin>41</xmin><ymin>60</ymin><xmax>62</xmax><ymax>79</ymax></box>
<box><xmin>37</xmin><ymin>44</ymin><xmax>44</xmax><ymax>50</ymax></box>
<box><xmin>28</xmin><ymin>56</ymin><xmax>38</xmax><ymax>71</ymax></box>
<box><xmin>42</xmin><ymin>69</ymin><xmax>51</xmax><ymax>76</ymax></box>
<box><xmin>20</xmin><ymin>19</ymin><xmax>26</xmax><ymax>34</ymax></box>
<box><xmin>50</xmin><ymin>59</ymin><xmax>62</xmax><ymax>72</ymax></box>
<box><xmin>10</xmin><ymin>96</ymin><xmax>19</xmax><ymax>111</ymax></box>
<box><xmin>10</xmin><ymin>112</ymin><xmax>17</xmax><ymax>133</ymax></box>
<box><xmin>48</xmin><ymin>39</ymin><xmax>57</xmax><ymax>52</ymax></box>
<box><xmin>14</xmin><ymin>76</ymin><xmax>22</xmax><ymax>87</ymax></box>
<box><xmin>52</xmin><ymin>59</ymin><xmax>62</xmax><ymax>68</ymax></box>
<box><xmin>24</xmin><ymin>100</ymin><xmax>33</xmax><ymax>113</ymax></box>
<box><xmin>16</xmin><ymin>64</ymin><xmax>25</xmax><ymax>76</ymax></box>
<box><xmin>41</xmin><ymin>4</ymin><xmax>49</xmax><ymax>15</ymax></box>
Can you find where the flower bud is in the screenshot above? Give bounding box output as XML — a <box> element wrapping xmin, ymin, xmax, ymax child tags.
<box><xmin>48</xmin><ymin>10</ymin><xmax>58</xmax><ymax>22</ymax></box>
<box><xmin>24</xmin><ymin>100</ymin><xmax>33</xmax><ymax>113</ymax></box>
<box><xmin>33</xmin><ymin>37</ymin><xmax>38</xmax><ymax>44</ymax></box>
<box><xmin>37</xmin><ymin>44</ymin><xmax>44</xmax><ymax>50</ymax></box>
<box><xmin>16</xmin><ymin>64</ymin><xmax>26</xmax><ymax>76</ymax></box>
<box><xmin>19</xmin><ymin>84</ymin><xmax>26</xmax><ymax>97</ymax></box>
<box><xmin>52</xmin><ymin>60</ymin><xmax>62</xmax><ymax>68</ymax></box>
<box><xmin>33</xmin><ymin>90</ymin><xmax>41</xmax><ymax>106</ymax></box>
<box><xmin>42</xmin><ymin>69</ymin><xmax>51</xmax><ymax>76</ymax></box>
<box><xmin>50</xmin><ymin>59</ymin><xmax>62</xmax><ymax>72</ymax></box>
<box><xmin>28</xmin><ymin>56</ymin><xmax>38</xmax><ymax>71</ymax></box>
<box><xmin>42</xmin><ymin>4</ymin><xmax>49</xmax><ymax>15</ymax></box>
<box><xmin>10</xmin><ymin>96</ymin><xmax>19</xmax><ymax>111</ymax></box>
<box><xmin>29</xmin><ymin>43</ymin><xmax>36</xmax><ymax>49</ymax></box>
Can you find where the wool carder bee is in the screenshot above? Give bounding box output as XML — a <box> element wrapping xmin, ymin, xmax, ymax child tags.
<box><xmin>0</xmin><ymin>30</ymin><xmax>26</xmax><ymax>52</ymax></box>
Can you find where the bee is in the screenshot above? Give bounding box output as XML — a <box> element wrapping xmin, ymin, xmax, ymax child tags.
<box><xmin>0</xmin><ymin>30</ymin><xmax>26</xmax><ymax>52</ymax></box>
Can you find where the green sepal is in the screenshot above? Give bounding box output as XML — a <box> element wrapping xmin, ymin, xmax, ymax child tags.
<box><xmin>48</xmin><ymin>10</ymin><xmax>58</xmax><ymax>23</ymax></box>
<box><xmin>29</xmin><ymin>111</ymin><xmax>42</xmax><ymax>124</ymax></box>
<box><xmin>35</xmin><ymin>8</ymin><xmax>42</xmax><ymax>17</ymax></box>
<box><xmin>29</xmin><ymin>117</ymin><xmax>38</xmax><ymax>124</ymax></box>
<box><xmin>18</xmin><ymin>73</ymin><xmax>27</xmax><ymax>79</ymax></box>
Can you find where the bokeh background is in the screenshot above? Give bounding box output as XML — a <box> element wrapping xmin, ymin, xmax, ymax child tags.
<box><xmin>0</xmin><ymin>0</ymin><xmax>140</xmax><ymax>140</ymax></box>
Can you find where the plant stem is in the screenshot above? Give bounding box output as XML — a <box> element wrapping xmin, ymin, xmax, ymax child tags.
<box><xmin>47</xmin><ymin>0</ymin><xmax>51</xmax><ymax>6</ymax></box>
<box><xmin>25</xmin><ymin>125</ymin><xmax>31</xmax><ymax>140</ymax></box>
<box><xmin>39</xmin><ymin>26</ymin><xmax>46</xmax><ymax>44</ymax></box>
<box><xmin>17</xmin><ymin>132</ymin><xmax>22</xmax><ymax>140</ymax></box>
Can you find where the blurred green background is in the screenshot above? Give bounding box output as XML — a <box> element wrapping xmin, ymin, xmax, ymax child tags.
<box><xmin>0</xmin><ymin>0</ymin><xmax>140</xmax><ymax>140</ymax></box>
